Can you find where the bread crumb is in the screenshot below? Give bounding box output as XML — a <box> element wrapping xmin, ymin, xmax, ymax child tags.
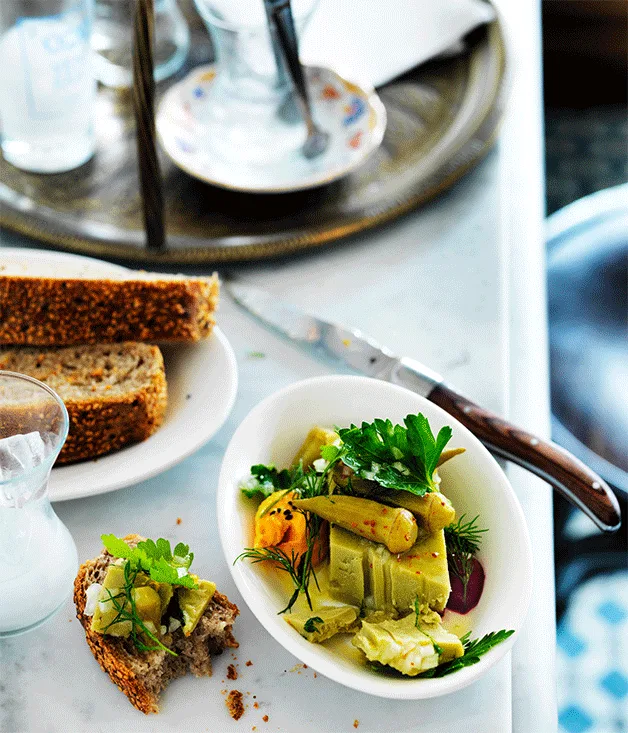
<box><xmin>262</xmin><ymin>715</ymin><xmax>269</xmax><ymax>722</ymax></box>
<box><xmin>226</xmin><ymin>690</ymin><xmax>245</xmax><ymax>721</ymax></box>
<box><xmin>176</xmin><ymin>517</ymin><xmax>182</xmax><ymax>525</ymax></box>
<box><xmin>245</xmin><ymin>660</ymin><xmax>253</xmax><ymax>666</ymax></box>
<box><xmin>354</xmin><ymin>721</ymin><xmax>359</xmax><ymax>729</ymax></box>
<box><xmin>253</xmin><ymin>702</ymin><xmax>259</xmax><ymax>709</ymax></box>
<box><xmin>227</xmin><ymin>664</ymin><xmax>238</xmax><ymax>680</ymax></box>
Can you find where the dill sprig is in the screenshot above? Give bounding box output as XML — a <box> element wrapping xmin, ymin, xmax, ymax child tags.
<box><xmin>444</xmin><ymin>514</ymin><xmax>487</xmax><ymax>604</ymax></box>
<box><xmin>235</xmin><ymin>516</ymin><xmax>321</xmax><ymax>615</ymax></box>
<box><xmin>100</xmin><ymin>562</ymin><xmax>176</xmax><ymax>656</ymax></box>
<box><xmin>237</xmin><ymin>445</ymin><xmax>346</xmax><ymax>614</ymax></box>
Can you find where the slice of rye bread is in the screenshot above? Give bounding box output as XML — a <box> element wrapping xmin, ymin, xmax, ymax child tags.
<box><xmin>0</xmin><ymin>272</ymin><xmax>219</xmax><ymax>345</ymax></box>
<box><xmin>0</xmin><ymin>343</ymin><xmax>167</xmax><ymax>464</ymax></box>
<box><xmin>74</xmin><ymin>535</ymin><xmax>239</xmax><ymax>714</ymax></box>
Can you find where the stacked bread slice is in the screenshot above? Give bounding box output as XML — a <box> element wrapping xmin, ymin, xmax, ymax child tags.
<box><xmin>0</xmin><ymin>271</ymin><xmax>219</xmax><ymax>463</ymax></box>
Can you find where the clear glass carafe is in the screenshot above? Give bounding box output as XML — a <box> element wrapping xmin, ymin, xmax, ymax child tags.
<box><xmin>92</xmin><ymin>0</ymin><xmax>190</xmax><ymax>87</ymax></box>
<box><xmin>0</xmin><ymin>372</ymin><xmax>78</xmax><ymax>637</ymax></box>
<box><xmin>192</xmin><ymin>0</ymin><xmax>318</xmax><ymax>165</ymax></box>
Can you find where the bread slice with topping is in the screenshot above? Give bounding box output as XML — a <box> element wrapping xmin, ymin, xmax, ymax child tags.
<box><xmin>0</xmin><ymin>342</ymin><xmax>167</xmax><ymax>463</ymax></box>
<box><xmin>74</xmin><ymin>535</ymin><xmax>239</xmax><ymax>714</ymax></box>
<box><xmin>0</xmin><ymin>271</ymin><xmax>219</xmax><ymax>345</ymax></box>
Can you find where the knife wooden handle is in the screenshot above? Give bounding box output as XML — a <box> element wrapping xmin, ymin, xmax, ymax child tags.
<box><xmin>430</xmin><ymin>383</ymin><xmax>621</xmax><ymax>532</ymax></box>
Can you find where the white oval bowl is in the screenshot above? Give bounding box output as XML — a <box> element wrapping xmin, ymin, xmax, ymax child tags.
<box><xmin>217</xmin><ymin>375</ymin><xmax>533</xmax><ymax>699</ymax></box>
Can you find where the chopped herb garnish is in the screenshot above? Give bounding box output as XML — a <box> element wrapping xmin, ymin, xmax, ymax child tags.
<box><xmin>418</xmin><ymin>630</ymin><xmax>515</xmax><ymax>677</ymax></box>
<box><xmin>248</xmin><ymin>351</ymin><xmax>266</xmax><ymax>358</ymax></box>
<box><xmin>100</xmin><ymin>561</ymin><xmax>177</xmax><ymax>656</ymax></box>
<box><xmin>101</xmin><ymin>534</ymin><xmax>197</xmax><ymax>589</ymax></box>
<box><xmin>337</xmin><ymin>413</ymin><xmax>452</xmax><ymax>496</ymax></box>
<box><xmin>303</xmin><ymin>616</ymin><xmax>325</xmax><ymax>633</ymax></box>
<box><xmin>444</xmin><ymin>515</ymin><xmax>487</xmax><ymax>605</ymax></box>
<box><xmin>97</xmin><ymin>534</ymin><xmax>200</xmax><ymax>656</ymax></box>
<box><xmin>240</xmin><ymin>464</ymin><xmax>294</xmax><ymax>499</ymax></box>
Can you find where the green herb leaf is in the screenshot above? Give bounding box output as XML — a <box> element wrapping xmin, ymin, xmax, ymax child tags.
<box><xmin>303</xmin><ymin>616</ymin><xmax>325</xmax><ymax>633</ymax></box>
<box><xmin>337</xmin><ymin>414</ymin><xmax>452</xmax><ymax>496</ymax></box>
<box><xmin>101</xmin><ymin>534</ymin><xmax>134</xmax><ymax>559</ymax></box>
<box><xmin>240</xmin><ymin>464</ymin><xmax>295</xmax><ymax>499</ymax></box>
<box><xmin>100</xmin><ymin>534</ymin><xmax>197</xmax><ymax>589</ymax></box>
<box><xmin>419</xmin><ymin>630</ymin><xmax>515</xmax><ymax>678</ymax></box>
<box><xmin>320</xmin><ymin>444</ymin><xmax>342</xmax><ymax>463</ymax></box>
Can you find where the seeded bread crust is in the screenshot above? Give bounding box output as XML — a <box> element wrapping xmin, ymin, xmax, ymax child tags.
<box><xmin>0</xmin><ymin>274</ymin><xmax>219</xmax><ymax>345</ymax></box>
<box><xmin>74</xmin><ymin>535</ymin><xmax>239</xmax><ymax>715</ymax></box>
<box><xmin>0</xmin><ymin>343</ymin><xmax>167</xmax><ymax>464</ymax></box>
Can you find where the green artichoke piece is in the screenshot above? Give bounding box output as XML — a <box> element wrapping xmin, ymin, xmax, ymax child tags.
<box><xmin>178</xmin><ymin>578</ymin><xmax>216</xmax><ymax>636</ymax></box>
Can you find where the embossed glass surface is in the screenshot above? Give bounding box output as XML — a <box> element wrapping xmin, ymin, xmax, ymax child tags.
<box><xmin>0</xmin><ymin>373</ymin><xmax>78</xmax><ymax>636</ymax></box>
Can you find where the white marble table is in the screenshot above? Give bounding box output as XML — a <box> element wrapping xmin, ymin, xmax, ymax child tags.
<box><xmin>0</xmin><ymin>0</ymin><xmax>557</xmax><ymax>730</ymax></box>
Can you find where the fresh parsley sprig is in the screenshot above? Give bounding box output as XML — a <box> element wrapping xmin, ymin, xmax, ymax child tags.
<box><xmin>418</xmin><ymin>630</ymin><xmax>515</xmax><ymax>677</ymax></box>
<box><xmin>337</xmin><ymin>414</ymin><xmax>452</xmax><ymax>496</ymax></box>
<box><xmin>101</xmin><ymin>534</ymin><xmax>197</xmax><ymax>589</ymax></box>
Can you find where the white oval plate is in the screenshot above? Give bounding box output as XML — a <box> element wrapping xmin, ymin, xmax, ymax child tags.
<box><xmin>157</xmin><ymin>64</ymin><xmax>387</xmax><ymax>193</ymax></box>
<box><xmin>218</xmin><ymin>375</ymin><xmax>532</xmax><ymax>699</ymax></box>
<box><xmin>0</xmin><ymin>248</ymin><xmax>238</xmax><ymax>502</ymax></box>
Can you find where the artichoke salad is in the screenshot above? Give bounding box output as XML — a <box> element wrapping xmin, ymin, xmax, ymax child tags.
<box><xmin>237</xmin><ymin>413</ymin><xmax>513</xmax><ymax>678</ymax></box>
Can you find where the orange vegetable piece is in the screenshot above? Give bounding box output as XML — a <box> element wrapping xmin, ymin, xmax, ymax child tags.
<box><xmin>254</xmin><ymin>491</ymin><xmax>327</xmax><ymax>566</ymax></box>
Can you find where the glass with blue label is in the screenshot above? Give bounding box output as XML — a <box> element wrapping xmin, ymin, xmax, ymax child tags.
<box><xmin>0</xmin><ymin>0</ymin><xmax>96</xmax><ymax>173</ymax></box>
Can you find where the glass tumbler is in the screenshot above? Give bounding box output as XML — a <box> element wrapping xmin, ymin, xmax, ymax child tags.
<box><xmin>92</xmin><ymin>0</ymin><xmax>190</xmax><ymax>87</ymax></box>
<box><xmin>192</xmin><ymin>0</ymin><xmax>318</xmax><ymax>165</ymax></box>
<box><xmin>0</xmin><ymin>0</ymin><xmax>96</xmax><ymax>173</ymax></box>
<box><xmin>0</xmin><ymin>372</ymin><xmax>78</xmax><ymax>637</ymax></box>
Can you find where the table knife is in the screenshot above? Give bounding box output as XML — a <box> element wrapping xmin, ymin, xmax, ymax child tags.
<box><xmin>228</xmin><ymin>281</ymin><xmax>621</xmax><ymax>533</ymax></box>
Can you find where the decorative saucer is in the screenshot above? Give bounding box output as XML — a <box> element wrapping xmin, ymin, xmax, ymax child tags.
<box><xmin>156</xmin><ymin>64</ymin><xmax>387</xmax><ymax>194</ymax></box>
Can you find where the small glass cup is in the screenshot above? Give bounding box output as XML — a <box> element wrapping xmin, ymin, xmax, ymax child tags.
<box><xmin>192</xmin><ymin>0</ymin><xmax>318</xmax><ymax>165</ymax></box>
<box><xmin>0</xmin><ymin>0</ymin><xmax>96</xmax><ymax>173</ymax></box>
<box><xmin>0</xmin><ymin>372</ymin><xmax>78</xmax><ymax>637</ymax></box>
<box><xmin>92</xmin><ymin>0</ymin><xmax>190</xmax><ymax>87</ymax></box>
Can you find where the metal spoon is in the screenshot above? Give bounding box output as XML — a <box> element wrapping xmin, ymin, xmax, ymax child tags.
<box><xmin>263</xmin><ymin>0</ymin><xmax>330</xmax><ymax>159</ymax></box>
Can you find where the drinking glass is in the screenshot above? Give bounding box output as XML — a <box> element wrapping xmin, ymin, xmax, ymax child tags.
<box><xmin>0</xmin><ymin>0</ymin><xmax>96</xmax><ymax>173</ymax></box>
<box><xmin>0</xmin><ymin>372</ymin><xmax>78</xmax><ymax>637</ymax></box>
<box><xmin>192</xmin><ymin>0</ymin><xmax>318</xmax><ymax>165</ymax></box>
<box><xmin>92</xmin><ymin>0</ymin><xmax>190</xmax><ymax>87</ymax></box>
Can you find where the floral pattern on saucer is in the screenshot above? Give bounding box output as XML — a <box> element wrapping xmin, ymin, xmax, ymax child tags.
<box><xmin>157</xmin><ymin>64</ymin><xmax>386</xmax><ymax>193</ymax></box>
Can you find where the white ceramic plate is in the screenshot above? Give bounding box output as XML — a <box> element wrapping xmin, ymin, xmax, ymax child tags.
<box><xmin>218</xmin><ymin>375</ymin><xmax>532</xmax><ymax>699</ymax></box>
<box><xmin>157</xmin><ymin>65</ymin><xmax>387</xmax><ymax>193</ymax></box>
<box><xmin>0</xmin><ymin>248</ymin><xmax>238</xmax><ymax>502</ymax></box>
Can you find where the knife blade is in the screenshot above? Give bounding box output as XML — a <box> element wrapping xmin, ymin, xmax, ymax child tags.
<box><xmin>229</xmin><ymin>282</ymin><xmax>443</xmax><ymax>396</ymax></box>
<box><xmin>228</xmin><ymin>281</ymin><xmax>621</xmax><ymax>533</ymax></box>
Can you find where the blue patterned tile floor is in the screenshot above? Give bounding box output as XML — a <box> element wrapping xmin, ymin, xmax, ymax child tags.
<box><xmin>557</xmin><ymin>573</ymin><xmax>628</xmax><ymax>733</ymax></box>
